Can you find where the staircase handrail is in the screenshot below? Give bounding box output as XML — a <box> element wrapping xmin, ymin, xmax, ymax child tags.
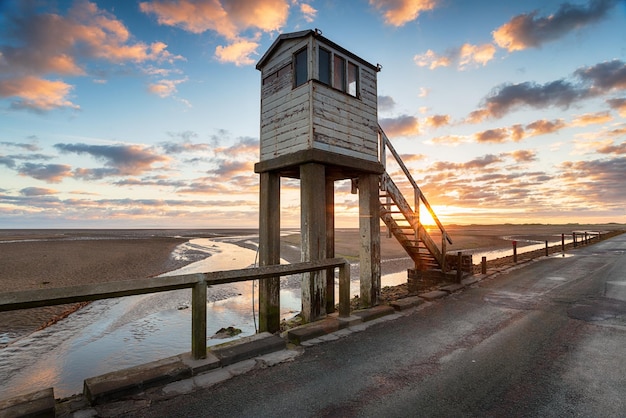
<box><xmin>378</xmin><ymin>124</ymin><xmax>452</xmax><ymax>245</ymax></box>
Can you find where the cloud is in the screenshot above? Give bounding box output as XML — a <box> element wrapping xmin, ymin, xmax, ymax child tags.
<box><xmin>369</xmin><ymin>0</ymin><xmax>437</xmax><ymax>27</ymax></box>
<box><xmin>469</xmin><ymin>60</ymin><xmax>626</xmax><ymax>121</ymax></box>
<box><xmin>300</xmin><ymin>3</ymin><xmax>317</xmax><ymax>22</ymax></box>
<box><xmin>424</xmin><ymin>114</ymin><xmax>450</xmax><ymax>128</ymax></box>
<box><xmin>0</xmin><ymin>1</ymin><xmax>181</xmax><ymax>111</ymax></box>
<box><xmin>207</xmin><ymin>160</ymin><xmax>255</xmax><ymax>177</ymax></box>
<box><xmin>493</xmin><ymin>0</ymin><xmax>618</xmax><ymax>51</ymax></box>
<box><xmin>414</xmin><ymin>50</ymin><xmax>450</xmax><ymax>69</ymax></box>
<box><xmin>596</xmin><ymin>141</ymin><xmax>626</xmax><ymax>155</ymax></box>
<box><xmin>54</xmin><ymin>143</ymin><xmax>170</xmax><ymax>176</ymax></box>
<box><xmin>571</xmin><ymin>111</ymin><xmax>612</xmax><ymax>126</ymax></box>
<box><xmin>18</xmin><ymin>163</ymin><xmax>73</xmax><ymax>183</ymax></box>
<box><xmin>575</xmin><ymin>59</ymin><xmax>626</xmax><ymax>91</ymax></box>
<box><xmin>0</xmin><ymin>76</ymin><xmax>79</xmax><ymax>111</ymax></box>
<box><xmin>559</xmin><ymin>156</ymin><xmax>626</xmax><ymax>202</ymax></box>
<box><xmin>214</xmin><ymin>136</ymin><xmax>259</xmax><ymax>155</ymax></box>
<box><xmin>474</xmin><ymin>128</ymin><xmax>509</xmax><ymax>143</ymax></box>
<box><xmin>607</xmin><ymin>98</ymin><xmax>626</xmax><ymax>117</ymax></box>
<box><xmin>378</xmin><ymin>95</ymin><xmax>396</xmax><ymax>112</ymax></box>
<box><xmin>429</xmin><ymin>135</ymin><xmax>469</xmax><ymax>146</ymax></box>
<box><xmin>0</xmin><ymin>156</ymin><xmax>16</xmax><ymax>168</ymax></box>
<box><xmin>526</xmin><ymin>119</ymin><xmax>566</xmax><ymax>136</ymax></box>
<box><xmin>148</xmin><ymin>78</ymin><xmax>187</xmax><ymax>98</ymax></box>
<box><xmin>215</xmin><ymin>39</ymin><xmax>259</xmax><ymax>66</ymax></box>
<box><xmin>379</xmin><ymin>115</ymin><xmax>420</xmax><ymax>137</ymax></box>
<box><xmin>140</xmin><ymin>0</ymin><xmax>288</xmax><ymax>66</ymax></box>
<box><xmin>508</xmin><ymin>149</ymin><xmax>537</xmax><ymax>162</ymax></box>
<box><xmin>141</xmin><ymin>0</ymin><xmax>288</xmax><ymax>38</ymax></box>
<box><xmin>160</xmin><ymin>132</ymin><xmax>211</xmax><ymax>154</ymax></box>
<box><xmin>20</xmin><ymin>187</ymin><xmax>58</xmax><ymax>196</ymax></box>
<box><xmin>0</xmin><ymin>141</ymin><xmax>41</xmax><ymax>151</ymax></box>
<box><xmin>415</xmin><ymin>43</ymin><xmax>496</xmax><ymax>70</ymax></box>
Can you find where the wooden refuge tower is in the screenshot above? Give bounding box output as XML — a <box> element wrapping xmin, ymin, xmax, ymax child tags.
<box><xmin>255</xmin><ymin>30</ymin><xmax>452</xmax><ymax>333</ymax></box>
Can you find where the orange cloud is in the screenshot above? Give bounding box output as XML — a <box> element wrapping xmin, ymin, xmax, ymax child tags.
<box><xmin>369</xmin><ymin>0</ymin><xmax>437</xmax><ymax>27</ymax></box>
<box><xmin>429</xmin><ymin>135</ymin><xmax>468</xmax><ymax>145</ymax></box>
<box><xmin>0</xmin><ymin>76</ymin><xmax>78</xmax><ymax>111</ymax></box>
<box><xmin>459</xmin><ymin>43</ymin><xmax>496</xmax><ymax>68</ymax></box>
<box><xmin>140</xmin><ymin>0</ymin><xmax>288</xmax><ymax>39</ymax></box>
<box><xmin>415</xmin><ymin>43</ymin><xmax>496</xmax><ymax>70</ymax></box>
<box><xmin>414</xmin><ymin>50</ymin><xmax>450</xmax><ymax>69</ymax></box>
<box><xmin>148</xmin><ymin>78</ymin><xmax>187</xmax><ymax>98</ymax></box>
<box><xmin>571</xmin><ymin>111</ymin><xmax>613</xmax><ymax>126</ymax></box>
<box><xmin>526</xmin><ymin>119</ymin><xmax>566</xmax><ymax>136</ymax></box>
<box><xmin>300</xmin><ymin>3</ymin><xmax>318</xmax><ymax>22</ymax></box>
<box><xmin>474</xmin><ymin>128</ymin><xmax>509</xmax><ymax>143</ymax></box>
<box><xmin>492</xmin><ymin>1</ymin><xmax>617</xmax><ymax>52</ymax></box>
<box><xmin>424</xmin><ymin>114</ymin><xmax>450</xmax><ymax>128</ymax></box>
<box><xmin>1</xmin><ymin>1</ymin><xmax>181</xmax><ymax>111</ymax></box>
<box><xmin>508</xmin><ymin>149</ymin><xmax>537</xmax><ymax>163</ymax></box>
<box><xmin>215</xmin><ymin>39</ymin><xmax>259</xmax><ymax>66</ymax></box>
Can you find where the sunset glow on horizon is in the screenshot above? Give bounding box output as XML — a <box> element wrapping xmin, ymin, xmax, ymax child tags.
<box><xmin>0</xmin><ymin>0</ymin><xmax>625</xmax><ymax>229</ymax></box>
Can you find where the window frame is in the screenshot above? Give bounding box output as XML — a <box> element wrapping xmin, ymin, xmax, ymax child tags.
<box><xmin>318</xmin><ymin>47</ymin><xmax>331</xmax><ymax>86</ymax></box>
<box><xmin>293</xmin><ymin>47</ymin><xmax>308</xmax><ymax>88</ymax></box>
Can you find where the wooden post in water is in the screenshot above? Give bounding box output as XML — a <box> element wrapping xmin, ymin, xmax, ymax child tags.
<box><xmin>191</xmin><ymin>276</ymin><xmax>207</xmax><ymax>360</ymax></box>
<box><xmin>481</xmin><ymin>256</ymin><xmax>487</xmax><ymax>274</ymax></box>
<box><xmin>561</xmin><ymin>233</ymin><xmax>565</xmax><ymax>252</ymax></box>
<box><xmin>573</xmin><ymin>232</ymin><xmax>577</xmax><ymax>247</ymax></box>
<box><xmin>513</xmin><ymin>241</ymin><xmax>518</xmax><ymax>263</ymax></box>
<box><xmin>545</xmin><ymin>240</ymin><xmax>549</xmax><ymax>256</ymax></box>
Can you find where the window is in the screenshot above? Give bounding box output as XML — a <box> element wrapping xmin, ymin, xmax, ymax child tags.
<box><xmin>294</xmin><ymin>48</ymin><xmax>308</xmax><ymax>87</ymax></box>
<box><xmin>348</xmin><ymin>62</ymin><xmax>359</xmax><ymax>97</ymax></box>
<box><xmin>319</xmin><ymin>48</ymin><xmax>331</xmax><ymax>85</ymax></box>
<box><xmin>333</xmin><ymin>55</ymin><xmax>345</xmax><ymax>92</ymax></box>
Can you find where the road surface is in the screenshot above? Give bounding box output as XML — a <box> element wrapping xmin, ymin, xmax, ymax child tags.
<box><xmin>130</xmin><ymin>233</ymin><xmax>626</xmax><ymax>417</ymax></box>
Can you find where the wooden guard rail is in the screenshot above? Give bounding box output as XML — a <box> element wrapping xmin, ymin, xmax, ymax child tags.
<box><xmin>378</xmin><ymin>125</ymin><xmax>453</xmax><ymax>251</ymax></box>
<box><xmin>0</xmin><ymin>258</ymin><xmax>351</xmax><ymax>360</ymax></box>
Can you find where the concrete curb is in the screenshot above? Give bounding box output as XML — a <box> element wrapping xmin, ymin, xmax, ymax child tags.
<box><xmin>83</xmin><ymin>332</ymin><xmax>284</xmax><ymax>406</ymax></box>
<box><xmin>0</xmin><ymin>387</ymin><xmax>55</xmax><ymax>418</ymax></box>
<box><xmin>9</xmin><ymin>273</ymin><xmax>494</xmax><ymax>416</ymax></box>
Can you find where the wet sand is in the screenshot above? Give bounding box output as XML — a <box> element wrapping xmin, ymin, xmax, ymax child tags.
<box><xmin>1</xmin><ymin>226</ymin><xmax>623</xmax><ymax>341</ymax></box>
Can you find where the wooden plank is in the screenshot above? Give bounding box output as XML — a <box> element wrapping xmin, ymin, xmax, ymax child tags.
<box><xmin>0</xmin><ymin>259</ymin><xmax>351</xmax><ymax>312</ymax></box>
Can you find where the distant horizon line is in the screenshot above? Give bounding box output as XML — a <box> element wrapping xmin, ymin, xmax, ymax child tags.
<box><xmin>1</xmin><ymin>222</ymin><xmax>625</xmax><ymax>231</ymax></box>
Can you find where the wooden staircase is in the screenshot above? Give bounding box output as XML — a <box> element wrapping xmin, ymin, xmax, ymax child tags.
<box><xmin>378</xmin><ymin>125</ymin><xmax>453</xmax><ymax>273</ymax></box>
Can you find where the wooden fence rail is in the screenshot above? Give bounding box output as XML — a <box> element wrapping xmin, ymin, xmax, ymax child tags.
<box><xmin>0</xmin><ymin>258</ymin><xmax>351</xmax><ymax>360</ymax></box>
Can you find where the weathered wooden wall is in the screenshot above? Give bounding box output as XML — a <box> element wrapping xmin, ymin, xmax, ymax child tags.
<box><xmin>259</xmin><ymin>36</ymin><xmax>378</xmax><ymax>164</ymax></box>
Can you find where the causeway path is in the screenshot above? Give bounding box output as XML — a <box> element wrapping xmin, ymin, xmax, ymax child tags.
<box><xmin>128</xmin><ymin>233</ymin><xmax>626</xmax><ymax>417</ymax></box>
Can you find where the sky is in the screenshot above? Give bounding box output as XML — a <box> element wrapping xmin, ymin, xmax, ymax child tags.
<box><xmin>0</xmin><ymin>0</ymin><xmax>625</xmax><ymax>229</ymax></box>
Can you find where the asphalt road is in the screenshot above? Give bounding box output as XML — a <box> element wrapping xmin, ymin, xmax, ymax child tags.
<box><xmin>130</xmin><ymin>233</ymin><xmax>626</xmax><ymax>417</ymax></box>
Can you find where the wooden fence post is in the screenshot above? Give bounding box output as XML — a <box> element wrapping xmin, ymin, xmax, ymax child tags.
<box><xmin>338</xmin><ymin>262</ymin><xmax>351</xmax><ymax>318</ymax></box>
<box><xmin>481</xmin><ymin>256</ymin><xmax>487</xmax><ymax>274</ymax></box>
<box><xmin>456</xmin><ymin>252</ymin><xmax>462</xmax><ymax>283</ymax></box>
<box><xmin>513</xmin><ymin>241</ymin><xmax>517</xmax><ymax>263</ymax></box>
<box><xmin>191</xmin><ymin>275</ymin><xmax>207</xmax><ymax>360</ymax></box>
<box><xmin>545</xmin><ymin>240</ymin><xmax>549</xmax><ymax>256</ymax></box>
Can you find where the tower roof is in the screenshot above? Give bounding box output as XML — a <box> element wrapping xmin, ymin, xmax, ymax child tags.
<box><xmin>256</xmin><ymin>29</ymin><xmax>380</xmax><ymax>72</ymax></box>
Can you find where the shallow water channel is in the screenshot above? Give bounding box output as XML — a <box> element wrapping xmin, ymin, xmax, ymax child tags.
<box><xmin>0</xmin><ymin>233</ymin><xmax>571</xmax><ymax>399</ymax></box>
<box><xmin>0</xmin><ymin>235</ymin><xmax>405</xmax><ymax>399</ymax></box>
